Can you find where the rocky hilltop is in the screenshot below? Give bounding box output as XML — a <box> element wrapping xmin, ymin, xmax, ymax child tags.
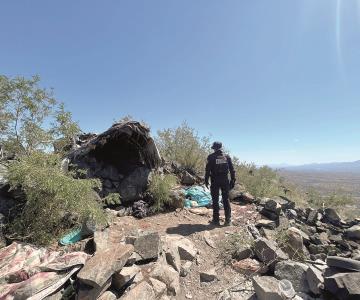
<box><xmin>0</xmin><ymin>121</ymin><xmax>359</xmax><ymax>300</ymax></box>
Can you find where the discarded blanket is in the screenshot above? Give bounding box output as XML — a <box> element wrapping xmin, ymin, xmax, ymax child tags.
<box><xmin>0</xmin><ymin>242</ymin><xmax>88</xmax><ymax>300</ymax></box>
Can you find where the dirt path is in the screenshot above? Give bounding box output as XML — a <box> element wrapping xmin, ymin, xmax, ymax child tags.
<box><xmin>110</xmin><ymin>203</ymin><xmax>260</xmax><ymax>300</ymax></box>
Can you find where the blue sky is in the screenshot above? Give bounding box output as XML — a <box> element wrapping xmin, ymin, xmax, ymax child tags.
<box><xmin>1</xmin><ymin>0</ymin><xmax>360</xmax><ymax>165</ymax></box>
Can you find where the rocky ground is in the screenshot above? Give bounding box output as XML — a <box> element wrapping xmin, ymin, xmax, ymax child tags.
<box><xmin>52</xmin><ymin>188</ymin><xmax>360</xmax><ymax>300</ymax></box>
<box><xmin>1</xmin><ymin>182</ymin><xmax>360</xmax><ymax>299</ymax></box>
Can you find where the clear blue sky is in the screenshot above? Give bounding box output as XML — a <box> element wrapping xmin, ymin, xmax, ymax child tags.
<box><xmin>1</xmin><ymin>0</ymin><xmax>359</xmax><ymax>165</ymax></box>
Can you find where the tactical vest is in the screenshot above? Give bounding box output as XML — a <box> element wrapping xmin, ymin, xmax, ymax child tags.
<box><xmin>213</xmin><ymin>154</ymin><xmax>229</xmax><ymax>175</ymax></box>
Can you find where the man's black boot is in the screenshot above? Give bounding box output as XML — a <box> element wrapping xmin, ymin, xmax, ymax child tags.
<box><xmin>210</xmin><ymin>219</ymin><xmax>220</xmax><ymax>226</ymax></box>
<box><xmin>224</xmin><ymin>219</ymin><xmax>232</xmax><ymax>226</ymax></box>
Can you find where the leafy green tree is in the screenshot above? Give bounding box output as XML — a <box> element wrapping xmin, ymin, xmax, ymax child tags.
<box><xmin>156</xmin><ymin>122</ymin><xmax>211</xmax><ymax>173</ymax></box>
<box><xmin>0</xmin><ymin>75</ymin><xmax>80</xmax><ymax>155</ymax></box>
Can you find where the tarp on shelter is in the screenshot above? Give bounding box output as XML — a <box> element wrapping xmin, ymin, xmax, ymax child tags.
<box><xmin>68</xmin><ymin>121</ymin><xmax>161</xmax><ymax>203</ymax></box>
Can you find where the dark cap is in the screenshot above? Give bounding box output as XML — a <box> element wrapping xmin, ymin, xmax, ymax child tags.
<box><xmin>211</xmin><ymin>141</ymin><xmax>222</xmax><ymax>150</ymax></box>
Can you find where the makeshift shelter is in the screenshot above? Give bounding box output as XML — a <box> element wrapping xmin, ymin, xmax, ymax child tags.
<box><xmin>68</xmin><ymin>121</ymin><xmax>161</xmax><ymax>203</ymax></box>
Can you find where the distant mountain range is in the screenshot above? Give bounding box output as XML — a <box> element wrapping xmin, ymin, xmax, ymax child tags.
<box><xmin>271</xmin><ymin>160</ymin><xmax>360</xmax><ymax>173</ymax></box>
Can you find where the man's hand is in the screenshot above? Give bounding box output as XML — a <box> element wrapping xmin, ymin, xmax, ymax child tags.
<box><xmin>230</xmin><ymin>179</ymin><xmax>235</xmax><ymax>189</ymax></box>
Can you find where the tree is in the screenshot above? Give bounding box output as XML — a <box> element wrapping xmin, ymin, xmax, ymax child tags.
<box><xmin>0</xmin><ymin>75</ymin><xmax>80</xmax><ymax>155</ymax></box>
<box><xmin>156</xmin><ymin>122</ymin><xmax>211</xmax><ymax>173</ymax></box>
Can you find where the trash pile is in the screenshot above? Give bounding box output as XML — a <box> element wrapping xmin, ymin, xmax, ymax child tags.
<box><xmin>0</xmin><ymin>227</ymin><xmax>199</xmax><ymax>299</ymax></box>
<box><xmin>0</xmin><ymin>242</ymin><xmax>88</xmax><ymax>299</ymax></box>
<box><xmin>184</xmin><ymin>186</ymin><xmax>212</xmax><ymax>208</ymax></box>
<box><xmin>228</xmin><ymin>186</ymin><xmax>360</xmax><ymax>300</ymax></box>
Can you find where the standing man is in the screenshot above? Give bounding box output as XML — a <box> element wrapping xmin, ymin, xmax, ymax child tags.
<box><xmin>205</xmin><ymin>141</ymin><xmax>236</xmax><ymax>226</ymax></box>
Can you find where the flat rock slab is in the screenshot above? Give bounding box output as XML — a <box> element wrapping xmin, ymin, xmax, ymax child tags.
<box><xmin>346</xmin><ymin>225</ymin><xmax>360</xmax><ymax>240</ymax></box>
<box><xmin>326</xmin><ymin>256</ymin><xmax>360</xmax><ymax>272</ymax></box>
<box><xmin>77</xmin><ymin>244</ymin><xmax>134</xmax><ymax>288</ymax></box>
<box><xmin>324</xmin><ymin>272</ymin><xmax>360</xmax><ymax>300</ymax></box>
<box><xmin>256</xmin><ymin>219</ymin><xmax>276</xmax><ymax>230</ymax></box>
<box><xmin>254</xmin><ymin>238</ymin><xmax>288</xmax><ymax>264</ymax></box>
<box><xmin>306</xmin><ymin>266</ymin><xmax>324</xmax><ymax>295</ymax></box>
<box><xmin>127</xmin><ymin>231</ymin><xmax>161</xmax><ymax>261</ymax></box>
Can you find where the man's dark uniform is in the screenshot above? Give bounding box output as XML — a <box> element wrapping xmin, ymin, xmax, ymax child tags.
<box><xmin>205</xmin><ymin>142</ymin><xmax>235</xmax><ymax>225</ymax></box>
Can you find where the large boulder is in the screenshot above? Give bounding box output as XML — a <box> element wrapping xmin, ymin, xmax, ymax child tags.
<box><xmin>176</xmin><ymin>237</ymin><xmax>197</xmax><ymax>261</ymax></box>
<box><xmin>324</xmin><ymin>272</ymin><xmax>360</xmax><ymax>300</ymax></box>
<box><xmin>112</xmin><ymin>265</ymin><xmax>143</xmax><ymax>291</ymax></box>
<box><xmin>254</xmin><ymin>238</ymin><xmax>288</xmax><ymax>265</ymax></box>
<box><xmin>77</xmin><ymin>244</ymin><xmax>133</xmax><ymax>289</ymax></box>
<box><xmin>126</xmin><ymin>231</ymin><xmax>161</xmax><ymax>262</ymax></box>
<box><xmin>68</xmin><ymin>121</ymin><xmax>161</xmax><ymax>202</ymax></box>
<box><xmin>149</xmin><ymin>277</ymin><xmax>167</xmax><ymax>298</ymax></box>
<box><xmin>121</xmin><ymin>281</ymin><xmax>156</xmax><ymax>300</ymax></box>
<box><xmin>169</xmin><ymin>189</ymin><xmax>185</xmax><ymax>209</ymax></box>
<box><xmin>252</xmin><ymin>276</ymin><xmax>283</xmax><ymax>300</ymax></box>
<box><xmin>150</xmin><ymin>263</ymin><xmax>180</xmax><ymax>296</ymax></box>
<box><xmin>282</xmin><ymin>227</ymin><xmax>307</xmax><ymax>260</ymax></box>
<box><xmin>229</xmin><ymin>184</ymin><xmax>246</xmax><ymax>201</ymax></box>
<box><xmin>274</xmin><ymin>260</ymin><xmax>310</xmax><ymax>293</ymax></box>
<box><xmin>118</xmin><ymin>167</ymin><xmax>151</xmax><ymax>203</ymax></box>
<box><xmin>306</xmin><ymin>266</ymin><xmax>324</xmax><ymax>295</ymax></box>
<box><xmin>323</xmin><ymin>208</ymin><xmax>341</xmax><ymax>225</ymax></box>
<box><xmin>346</xmin><ymin>225</ymin><xmax>360</xmax><ymax>240</ymax></box>
<box><xmin>181</xmin><ymin>171</ymin><xmax>196</xmax><ymax>185</ymax></box>
<box><xmin>165</xmin><ymin>242</ymin><xmax>181</xmax><ymax>272</ymax></box>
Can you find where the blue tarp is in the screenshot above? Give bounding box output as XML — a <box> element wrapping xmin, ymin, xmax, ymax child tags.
<box><xmin>184</xmin><ymin>186</ymin><xmax>212</xmax><ymax>208</ymax></box>
<box><xmin>59</xmin><ymin>227</ymin><xmax>83</xmax><ymax>246</ymax></box>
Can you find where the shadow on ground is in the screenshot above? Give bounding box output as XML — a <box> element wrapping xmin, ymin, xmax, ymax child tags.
<box><xmin>166</xmin><ymin>223</ymin><xmax>216</xmax><ymax>236</ymax></box>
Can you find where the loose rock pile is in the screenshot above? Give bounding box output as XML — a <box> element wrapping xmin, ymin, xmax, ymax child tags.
<box><xmin>229</xmin><ymin>190</ymin><xmax>360</xmax><ymax>300</ymax></box>
<box><xmin>75</xmin><ymin>227</ymin><xmax>199</xmax><ymax>299</ymax></box>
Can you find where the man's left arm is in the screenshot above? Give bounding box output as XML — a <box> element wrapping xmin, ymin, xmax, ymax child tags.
<box><xmin>227</xmin><ymin>156</ymin><xmax>236</xmax><ymax>188</ymax></box>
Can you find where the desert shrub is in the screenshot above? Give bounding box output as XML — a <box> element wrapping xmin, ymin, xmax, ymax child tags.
<box><xmin>156</xmin><ymin>122</ymin><xmax>211</xmax><ymax>173</ymax></box>
<box><xmin>304</xmin><ymin>187</ymin><xmax>357</xmax><ymax>219</ymax></box>
<box><xmin>103</xmin><ymin>193</ymin><xmax>121</xmax><ymax>206</ymax></box>
<box><xmin>232</xmin><ymin>159</ymin><xmax>282</xmax><ymax>198</ymax></box>
<box><xmin>148</xmin><ymin>173</ymin><xmax>177</xmax><ymax>211</ymax></box>
<box><xmin>6</xmin><ymin>151</ymin><xmax>106</xmax><ymax>245</ymax></box>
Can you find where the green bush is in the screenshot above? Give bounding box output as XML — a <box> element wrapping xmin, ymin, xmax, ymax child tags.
<box><xmin>148</xmin><ymin>173</ymin><xmax>177</xmax><ymax>211</ymax></box>
<box><xmin>156</xmin><ymin>122</ymin><xmax>210</xmax><ymax>173</ymax></box>
<box><xmin>304</xmin><ymin>187</ymin><xmax>357</xmax><ymax>219</ymax></box>
<box><xmin>232</xmin><ymin>159</ymin><xmax>282</xmax><ymax>198</ymax></box>
<box><xmin>6</xmin><ymin>152</ymin><xmax>106</xmax><ymax>245</ymax></box>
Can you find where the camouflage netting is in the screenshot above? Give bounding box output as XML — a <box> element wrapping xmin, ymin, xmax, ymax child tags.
<box><xmin>68</xmin><ymin>121</ymin><xmax>161</xmax><ymax>203</ymax></box>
